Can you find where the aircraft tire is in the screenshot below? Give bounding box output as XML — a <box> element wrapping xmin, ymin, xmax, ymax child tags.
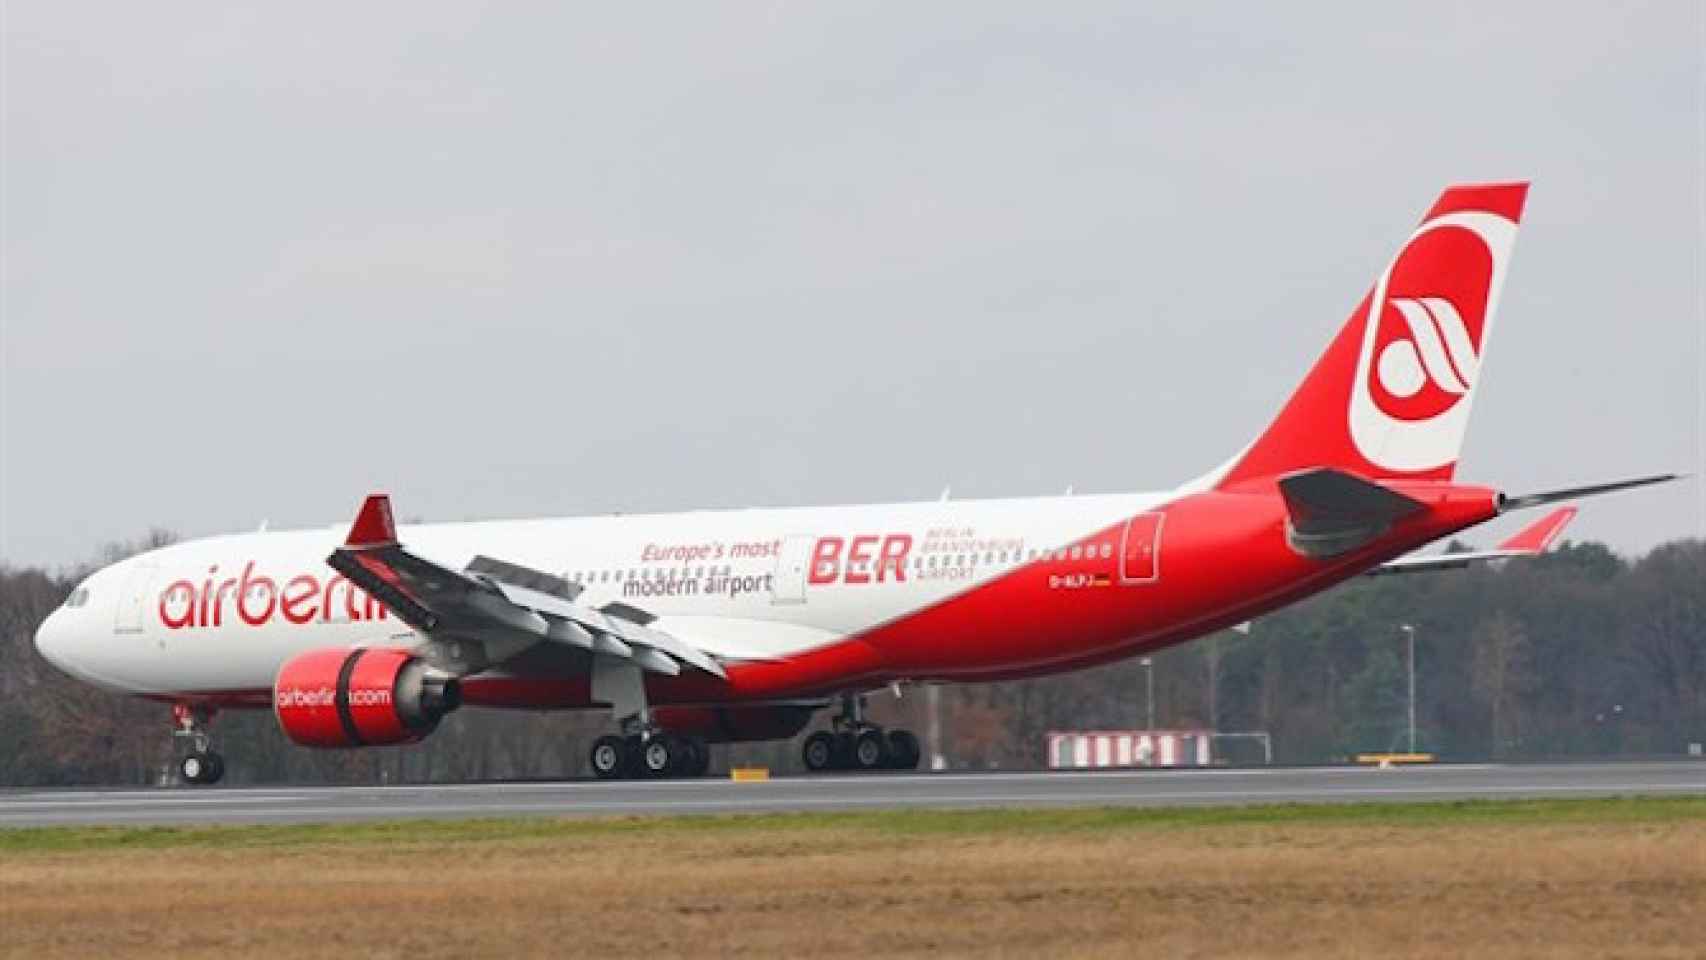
<box><xmin>639</xmin><ymin>735</ymin><xmax>677</xmax><ymax>778</ymax></box>
<box><xmin>802</xmin><ymin>731</ymin><xmax>837</xmax><ymax>771</ymax></box>
<box><xmin>590</xmin><ymin>735</ymin><xmax>628</xmax><ymax>780</ymax></box>
<box><xmin>683</xmin><ymin>738</ymin><xmax>711</xmax><ymax>777</ymax></box>
<box><xmin>885</xmin><ymin>729</ymin><xmax>922</xmax><ymax>770</ymax></box>
<box><xmin>852</xmin><ymin>729</ymin><xmax>889</xmax><ymax>770</ymax></box>
<box><xmin>179</xmin><ymin>751</ymin><xmax>223</xmax><ymax>786</ymax></box>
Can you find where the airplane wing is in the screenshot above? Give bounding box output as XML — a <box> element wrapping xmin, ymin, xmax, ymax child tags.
<box><xmin>1369</xmin><ymin>506</ymin><xmax>1577</xmax><ymax>577</ymax></box>
<box><xmin>326</xmin><ymin>494</ymin><xmax>727</xmax><ymax>679</ymax></box>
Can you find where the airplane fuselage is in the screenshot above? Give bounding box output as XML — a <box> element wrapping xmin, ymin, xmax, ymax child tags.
<box><xmin>39</xmin><ymin>481</ymin><xmax>1498</xmax><ymax>710</ymax></box>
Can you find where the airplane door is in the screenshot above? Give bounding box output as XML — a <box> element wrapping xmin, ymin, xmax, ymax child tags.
<box><xmin>1120</xmin><ymin>514</ymin><xmax>1163</xmax><ymax>584</ymax></box>
<box><xmin>771</xmin><ymin>536</ymin><xmax>814</xmax><ymax>605</ymax></box>
<box><xmin>114</xmin><ymin>562</ymin><xmax>158</xmax><ymax>633</ymax></box>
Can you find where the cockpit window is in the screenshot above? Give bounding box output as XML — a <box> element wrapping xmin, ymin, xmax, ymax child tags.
<box><xmin>65</xmin><ymin>587</ymin><xmax>91</xmax><ymax>608</ymax></box>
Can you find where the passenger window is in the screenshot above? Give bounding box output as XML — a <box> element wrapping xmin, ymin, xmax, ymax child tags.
<box><xmin>1070</xmin><ymin>546</ymin><xmax>1083</xmax><ymax>560</ymax></box>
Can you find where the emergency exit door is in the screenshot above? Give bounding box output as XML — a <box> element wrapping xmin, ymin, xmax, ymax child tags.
<box><xmin>1120</xmin><ymin>514</ymin><xmax>1163</xmax><ymax>584</ymax></box>
<box><xmin>771</xmin><ymin>536</ymin><xmax>814</xmax><ymax>605</ymax></box>
<box><xmin>114</xmin><ymin>561</ymin><xmax>158</xmax><ymax>633</ymax></box>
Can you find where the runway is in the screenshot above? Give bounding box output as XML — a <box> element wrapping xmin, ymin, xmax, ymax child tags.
<box><xmin>1</xmin><ymin>761</ymin><xmax>1699</xmax><ymax>828</ymax></box>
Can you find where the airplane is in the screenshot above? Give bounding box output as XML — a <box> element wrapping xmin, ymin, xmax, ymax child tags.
<box><xmin>33</xmin><ymin>182</ymin><xmax>1678</xmax><ymax>784</ymax></box>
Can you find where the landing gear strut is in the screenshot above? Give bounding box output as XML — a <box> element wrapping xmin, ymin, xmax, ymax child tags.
<box><xmin>172</xmin><ymin>703</ymin><xmax>225</xmax><ymax>786</ymax></box>
<box><xmin>802</xmin><ymin>693</ymin><xmax>922</xmax><ymax>773</ymax></box>
<box><xmin>587</xmin><ymin>656</ymin><xmax>713</xmax><ymax>780</ymax></box>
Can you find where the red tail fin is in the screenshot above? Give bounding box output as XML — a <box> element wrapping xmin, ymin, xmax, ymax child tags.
<box><xmin>1218</xmin><ymin>183</ymin><xmax>1529</xmax><ymax>488</ymax></box>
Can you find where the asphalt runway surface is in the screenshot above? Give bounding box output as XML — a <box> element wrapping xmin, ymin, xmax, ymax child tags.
<box><xmin>2</xmin><ymin>761</ymin><xmax>1700</xmax><ymax>828</ymax></box>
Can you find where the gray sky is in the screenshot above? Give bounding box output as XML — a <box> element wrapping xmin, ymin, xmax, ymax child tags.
<box><xmin>4</xmin><ymin>3</ymin><xmax>1703</xmax><ymax>570</ymax></box>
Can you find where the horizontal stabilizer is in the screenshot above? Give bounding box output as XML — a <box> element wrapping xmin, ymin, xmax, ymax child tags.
<box><xmin>1279</xmin><ymin>468</ymin><xmax>1426</xmax><ymax>558</ymax></box>
<box><xmin>1372</xmin><ymin>506</ymin><xmax>1576</xmax><ymax>576</ymax></box>
<box><xmin>1501</xmin><ymin>474</ymin><xmax>1681</xmax><ymax>512</ymax></box>
<box><xmin>1497</xmin><ymin>505</ymin><xmax>1577</xmax><ymax>552</ymax></box>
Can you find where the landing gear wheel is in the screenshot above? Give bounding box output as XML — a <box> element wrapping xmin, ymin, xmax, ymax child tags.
<box><xmin>803</xmin><ymin>731</ymin><xmax>838</xmax><ymax>772</ymax></box>
<box><xmin>179</xmin><ymin>751</ymin><xmax>224</xmax><ymax>786</ymax></box>
<box><xmin>885</xmin><ymin>729</ymin><xmax>922</xmax><ymax>770</ymax></box>
<box><xmin>833</xmin><ymin>731</ymin><xmax>857</xmax><ymax>769</ymax></box>
<box><xmin>682</xmin><ymin>738</ymin><xmax>711</xmax><ymax>777</ymax></box>
<box><xmin>640</xmin><ymin>735</ymin><xmax>678</xmax><ymax>778</ymax></box>
<box><xmin>852</xmin><ymin>729</ymin><xmax>890</xmax><ymax>770</ymax></box>
<box><xmin>590</xmin><ymin>735</ymin><xmax>628</xmax><ymax>780</ymax></box>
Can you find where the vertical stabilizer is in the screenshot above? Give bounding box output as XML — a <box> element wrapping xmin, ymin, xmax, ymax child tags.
<box><xmin>1219</xmin><ymin>183</ymin><xmax>1528</xmax><ymax>487</ymax></box>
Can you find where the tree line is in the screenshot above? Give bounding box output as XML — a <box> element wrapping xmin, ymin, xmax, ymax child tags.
<box><xmin>2</xmin><ymin>535</ymin><xmax>1701</xmax><ymax>786</ymax></box>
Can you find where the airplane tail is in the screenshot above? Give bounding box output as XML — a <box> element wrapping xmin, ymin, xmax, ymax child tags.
<box><xmin>1217</xmin><ymin>183</ymin><xmax>1529</xmax><ymax>489</ymax></box>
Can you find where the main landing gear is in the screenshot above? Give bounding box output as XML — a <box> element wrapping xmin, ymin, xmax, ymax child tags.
<box><xmin>589</xmin><ymin>731</ymin><xmax>712</xmax><ymax>780</ymax></box>
<box><xmin>801</xmin><ymin>693</ymin><xmax>922</xmax><ymax>773</ymax></box>
<box><xmin>172</xmin><ymin>703</ymin><xmax>225</xmax><ymax>786</ymax></box>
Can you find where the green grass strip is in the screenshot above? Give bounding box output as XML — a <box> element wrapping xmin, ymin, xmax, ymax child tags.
<box><xmin>2</xmin><ymin>794</ymin><xmax>1701</xmax><ymax>855</ymax></box>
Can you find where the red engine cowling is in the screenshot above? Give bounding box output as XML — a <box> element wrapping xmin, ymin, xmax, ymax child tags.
<box><xmin>274</xmin><ymin>647</ymin><xmax>460</xmax><ymax>748</ymax></box>
<box><xmin>651</xmin><ymin>705</ymin><xmax>816</xmax><ymax>744</ymax></box>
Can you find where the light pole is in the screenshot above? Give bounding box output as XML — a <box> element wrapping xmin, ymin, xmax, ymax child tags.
<box><xmin>1400</xmin><ymin>624</ymin><xmax>1417</xmax><ymax>754</ymax></box>
<box><xmin>927</xmin><ymin>683</ymin><xmax>944</xmax><ymax>770</ymax></box>
<box><xmin>1141</xmin><ymin>657</ymin><xmax>1155</xmax><ymax>730</ymax></box>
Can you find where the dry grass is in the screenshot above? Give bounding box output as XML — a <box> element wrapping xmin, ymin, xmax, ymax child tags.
<box><xmin>2</xmin><ymin>800</ymin><xmax>1704</xmax><ymax>959</ymax></box>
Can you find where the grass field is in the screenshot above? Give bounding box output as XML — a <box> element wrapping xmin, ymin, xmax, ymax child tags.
<box><xmin>3</xmin><ymin>797</ymin><xmax>1703</xmax><ymax>959</ymax></box>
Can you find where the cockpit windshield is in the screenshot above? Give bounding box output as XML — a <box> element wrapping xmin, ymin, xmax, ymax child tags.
<box><xmin>64</xmin><ymin>587</ymin><xmax>91</xmax><ymax>608</ymax></box>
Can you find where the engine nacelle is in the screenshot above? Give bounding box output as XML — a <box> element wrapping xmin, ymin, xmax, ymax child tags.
<box><xmin>274</xmin><ymin>647</ymin><xmax>460</xmax><ymax>748</ymax></box>
<box><xmin>651</xmin><ymin>705</ymin><xmax>816</xmax><ymax>744</ymax></box>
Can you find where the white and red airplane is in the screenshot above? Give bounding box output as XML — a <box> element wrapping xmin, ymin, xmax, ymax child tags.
<box><xmin>33</xmin><ymin>183</ymin><xmax>1675</xmax><ymax>784</ymax></box>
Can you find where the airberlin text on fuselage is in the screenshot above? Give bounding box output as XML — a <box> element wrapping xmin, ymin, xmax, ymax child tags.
<box><xmin>158</xmin><ymin>562</ymin><xmax>387</xmax><ymax>629</ymax></box>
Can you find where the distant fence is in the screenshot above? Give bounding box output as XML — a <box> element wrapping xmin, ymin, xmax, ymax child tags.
<box><xmin>1046</xmin><ymin>729</ymin><xmax>1213</xmax><ymax>769</ymax></box>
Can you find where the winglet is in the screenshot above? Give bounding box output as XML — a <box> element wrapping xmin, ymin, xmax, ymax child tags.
<box><xmin>345</xmin><ymin>494</ymin><xmax>398</xmax><ymax>548</ymax></box>
<box><xmin>1496</xmin><ymin>506</ymin><xmax>1576</xmax><ymax>554</ymax></box>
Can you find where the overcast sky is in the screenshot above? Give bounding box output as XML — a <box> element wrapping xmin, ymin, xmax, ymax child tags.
<box><xmin>3</xmin><ymin>3</ymin><xmax>1702</xmax><ymax>569</ymax></box>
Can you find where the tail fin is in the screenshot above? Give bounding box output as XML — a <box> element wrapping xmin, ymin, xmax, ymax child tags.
<box><xmin>1218</xmin><ymin>183</ymin><xmax>1529</xmax><ymax>488</ymax></box>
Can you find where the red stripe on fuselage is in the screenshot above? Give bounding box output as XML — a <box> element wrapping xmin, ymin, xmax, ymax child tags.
<box><xmin>460</xmin><ymin>482</ymin><xmax>1498</xmax><ymax>710</ymax></box>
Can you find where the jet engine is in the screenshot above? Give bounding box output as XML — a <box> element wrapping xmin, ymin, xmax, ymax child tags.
<box><xmin>274</xmin><ymin>647</ymin><xmax>460</xmax><ymax>748</ymax></box>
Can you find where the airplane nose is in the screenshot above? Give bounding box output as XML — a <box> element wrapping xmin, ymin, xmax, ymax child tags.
<box><xmin>33</xmin><ymin>607</ymin><xmax>76</xmax><ymax>674</ymax></box>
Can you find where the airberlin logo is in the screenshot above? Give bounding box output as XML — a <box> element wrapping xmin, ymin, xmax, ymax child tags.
<box><xmin>1365</xmin><ymin>224</ymin><xmax>1492</xmax><ymax>424</ymax></box>
<box><xmin>159</xmin><ymin>562</ymin><xmax>389</xmax><ymax>629</ymax></box>
<box><xmin>1375</xmin><ymin>296</ymin><xmax>1480</xmax><ymax>420</ymax></box>
<box><xmin>1349</xmin><ymin>209</ymin><xmax>1518</xmax><ymax>473</ymax></box>
<box><xmin>275</xmin><ymin>686</ymin><xmax>392</xmax><ymax>709</ymax></box>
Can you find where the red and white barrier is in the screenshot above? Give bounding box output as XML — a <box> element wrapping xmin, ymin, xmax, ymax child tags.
<box><xmin>1046</xmin><ymin>730</ymin><xmax>1213</xmax><ymax>769</ymax></box>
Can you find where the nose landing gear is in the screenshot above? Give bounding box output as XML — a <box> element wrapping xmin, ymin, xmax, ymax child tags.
<box><xmin>172</xmin><ymin>703</ymin><xmax>225</xmax><ymax>786</ymax></box>
<box><xmin>802</xmin><ymin>694</ymin><xmax>922</xmax><ymax>773</ymax></box>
